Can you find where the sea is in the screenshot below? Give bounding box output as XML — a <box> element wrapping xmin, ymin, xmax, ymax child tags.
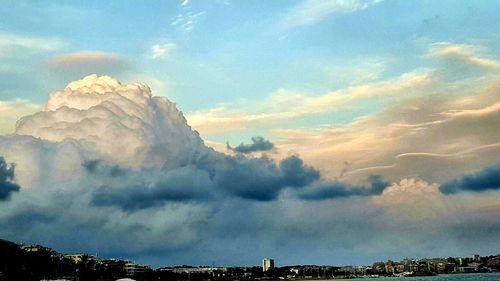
<box><xmin>345</xmin><ymin>273</ymin><xmax>500</xmax><ymax>281</ymax></box>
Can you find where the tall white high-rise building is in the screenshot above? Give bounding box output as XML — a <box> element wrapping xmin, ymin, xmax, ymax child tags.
<box><xmin>262</xmin><ymin>258</ymin><xmax>275</xmax><ymax>272</ymax></box>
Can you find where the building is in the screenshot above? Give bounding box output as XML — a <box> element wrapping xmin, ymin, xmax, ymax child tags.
<box><xmin>102</xmin><ymin>259</ymin><xmax>127</xmax><ymax>275</ymax></box>
<box><xmin>21</xmin><ymin>245</ymin><xmax>52</xmax><ymax>253</ymax></box>
<box><xmin>455</xmin><ymin>266</ymin><xmax>476</xmax><ymax>273</ymax></box>
<box><xmin>124</xmin><ymin>261</ymin><xmax>151</xmax><ymax>276</ymax></box>
<box><xmin>487</xmin><ymin>255</ymin><xmax>500</xmax><ymax>266</ymax></box>
<box><xmin>64</xmin><ymin>254</ymin><xmax>84</xmax><ymax>264</ymax></box>
<box><xmin>472</xmin><ymin>254</ymin><xmax>481</xmax><ymax>262</ymax></box>
<box><xmin>262</xmin><ymin>258</ymin><xmax>274</xmax><ymax>272</ymax></box>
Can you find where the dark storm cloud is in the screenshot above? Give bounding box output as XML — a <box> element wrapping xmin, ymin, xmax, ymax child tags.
<box><xmin>280</xmin><ymin>156</ymin><xmax>320</xmax><ymax>187</ymax></box>
<box><xmin>439</xmin><ymin>164</ymin><xmax>500</xmax><ymax>194</ymax></box>
<box><xmin>297</xmin><ymin>175</ymin><xmax>390</xmax><ymax>200</ymax></box>
<box><xmin>227</xmin><ymin>136</ymin><xmax>274</xmax><ymax>154</ymax></box>
<box><xmin>82</xmin><ymin>159</ymin><xmax>126</xmax><ymax>177</ymax></box>
<box><xmin>82</xmin><ymin>159</ymin><xmax>100</xmax><ymax>172</ymax></box>
<box><xmin>210</xmin><ymin>156</ymin><xmax>283</xmax><ymax>201</ymax></box>
<box><xmin>210</xmin><ymin>155</ymin><xmax>319</xmax><ymax>201</ymax></box>
<box><xmin>86</xmin><ymin>163</ymin><xmax>212</xmax><ymax>211</ymax></box>
<box><xmin>0</xmin><ymin>156</ymin><xmax>20</xmax><ymax>201</ymax></box>
<box><xmin>87</xmin><ymin>154</ymin><xmax>321</xmax><ymax>210</ymax></box>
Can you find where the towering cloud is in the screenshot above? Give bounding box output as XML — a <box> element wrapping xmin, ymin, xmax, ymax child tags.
<box><xmin>15</xmin><ymin>74</ymin><xmax>206</xmax><ymax>169</ymax></box>
<box><xmin>3</xmin><ymin>75</ymin><xmax>329</xmax><ymax>199</ymax></box>
<box><xmin>0</xmin><ymin>75</ymin><xmax>344</xmax><ymax>262</ymax></box>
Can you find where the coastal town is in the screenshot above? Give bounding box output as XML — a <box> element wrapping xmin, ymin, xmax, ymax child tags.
<box><xmin>1</xmin><ymin>239</ymin><xmax>499</xmax><ymax>281</ymax></box>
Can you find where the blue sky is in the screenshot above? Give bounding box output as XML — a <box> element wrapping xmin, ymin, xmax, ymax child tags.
<box><xmin>1</xmin><ymin>0</ymin><xmax>499</xmax><ymax>111</ymax></box>
<box><xmin>1</xmin><ymin>0</ymin><xmax>500</xmax><ymax>267</ymax></box>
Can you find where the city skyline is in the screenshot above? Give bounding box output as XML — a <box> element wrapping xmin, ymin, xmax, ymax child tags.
<box><xmin>1</xmin><ymin>237</ymin><xmax>499</xmax><ymax>280</ymax></box>
<box><xmin>2</xmin><ymin>237</ymin><xmax>499</xmax><ymax>269</ymax></box>
<box><xmin>0</xmin><ymin>0</ymin><xmax>500</xmax><ymax>268</ymax></box>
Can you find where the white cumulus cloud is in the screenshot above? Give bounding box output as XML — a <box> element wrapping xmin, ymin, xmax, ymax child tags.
<box><xmin>15</xmin><ymin>74</ymin><xmax>206</xmax><ymax>168</ymax></box>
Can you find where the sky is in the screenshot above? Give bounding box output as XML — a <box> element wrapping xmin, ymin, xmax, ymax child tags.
<box><xmin>1</xmin><ymin>0</ymin><xmax>500</xmax><ymax>268</ymax></box>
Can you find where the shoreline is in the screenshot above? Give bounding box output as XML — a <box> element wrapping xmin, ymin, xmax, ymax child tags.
<box><xmin>265</xmin><ymin>272</ymin><xmax>500</xmax><ymax>281</ymax></box>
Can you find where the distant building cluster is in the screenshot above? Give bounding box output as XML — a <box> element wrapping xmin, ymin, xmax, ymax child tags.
<box><xmin>2</xmin><ymin>239</ymin><xmax>153</xmax><ymax>281</ymax></box>
<box><xmin>59</xmin><ymin>250</ymin><xmax>152</xmax><ymax>277</ymax></box>
<box><xmin>1</xmin><ymin>238</ymin><xmax>499</xmax><ymax>281</ymax></box>
<box><xmin>281</xmin><ymin>255</ymin><xmax>500</xmax><ymax>279</ymax></box>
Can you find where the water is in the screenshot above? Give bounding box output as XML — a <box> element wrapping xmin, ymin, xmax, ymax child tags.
<box><xmin>345</xmin><ymin>273</ymin><xmax>500</xmax><ymax>281</ymax></box>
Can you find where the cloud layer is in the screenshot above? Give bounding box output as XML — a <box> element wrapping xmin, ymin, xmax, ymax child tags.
<box><xmin>1</xmin><ymin>74</ymin><xmax>499</xmax><ymax>267</ymax></box>
<box><xmin>0</xmin><ymin>75</ymin><xmax>350</xmax><ymax>263</ymax></box>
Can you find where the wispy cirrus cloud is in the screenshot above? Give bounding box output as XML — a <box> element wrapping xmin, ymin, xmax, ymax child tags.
<box><xmin>429</xmin><ymin>42</ymin><xmax>500</xmax><ymax>70</ymax></box>
<box><xmin>171</xmin><ymin>3</ymin><xmax>206</xmax><ymax>32</ymax></box>
<box><xmin>0</xmin><ymin>33</ymin><xmax>64</xmax><ymax>58</ymax></box>
<box><xmin>186</xmin><ymin>70</ymin><xmax>433</xmax><ymax>136</ymax></box>
<box><xmin>273</xmin><ymin>74</ymin><xmax>500</xmax><ymax>185</ymax></box>
<box><xmin>0</xmin><ymin>33</ymin><xmax>65</xmax><ymax>75</ymax></box>
<box><xmin>150</xmin><ymin>43</ymin><xmax>176</xmax><ymax>60</ymax></box>
<box><xmin>283</xmin><ymin>0</ymin><xmax>383</xmax><ymax>28</ymax></box>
